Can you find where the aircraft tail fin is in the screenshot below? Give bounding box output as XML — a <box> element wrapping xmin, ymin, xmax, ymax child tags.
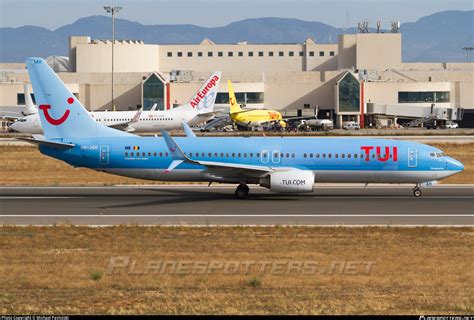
<box><xmin>23</xmin><ymin>83</ymin><xmax>36</xmax><ymax>116</ymax></box>
<box><xmin>26</xmin><ymin>57</ymin><xmax>129</xmax><ymax>140</ymax></box>
<box><xmin>228</xmin><ymin>80</ymin><xmax>241</xmax><ymax>114</ymax></box>
<box><xmin>175</xmin><ymin>71</ymin><xmax>222</xmax><ymax>114</ymax></box>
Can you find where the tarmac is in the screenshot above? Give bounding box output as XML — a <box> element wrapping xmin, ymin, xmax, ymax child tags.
<box><xmin>1</xmin><ymin>185</ymin><xmax>472</xmax><ymax>226</ymax></box>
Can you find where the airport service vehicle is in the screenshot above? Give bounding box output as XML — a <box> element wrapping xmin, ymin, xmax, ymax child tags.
<box><xmin>8</xmin><ymin>72</ymin><xmax>221</xmax><ymax>134</ymax></box>
<box><xmin>23</xmin><ymin>58</ymin><xmax>464</xmax><ymax>199</ymax></box>
<box><xmin>343</xmin><ymin>121</ymin><xmax>360</xmax><ymax>130</ymax></box>
<box><xmin>303</xmin><ymin>119</ymin><xmax>333</xmax><ymax>131</ymax></box>
<box><xmin>445</xmin><ymin>121</ymin><xmax>459</xmax><ymax>129</ymax></box>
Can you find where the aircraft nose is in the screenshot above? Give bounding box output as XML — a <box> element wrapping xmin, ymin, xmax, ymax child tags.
<box><xmin>7</xmin><ymin>122</ymin><xmax>18</xmax><ymax>132</ymax></box>
<box><xmin>446</xmin><ymin>157</ymin><xmax>464</xmax><ymax>172</ymax></box>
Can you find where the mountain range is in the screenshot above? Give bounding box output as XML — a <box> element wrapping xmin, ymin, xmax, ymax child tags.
<box><xmin>0</xmin><ymin>10</ymin><xmax>472</xmax><ymax>63</ymax></box>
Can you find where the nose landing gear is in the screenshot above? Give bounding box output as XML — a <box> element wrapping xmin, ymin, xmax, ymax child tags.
<box><xmin>235</xmin><ymin>184</ymin><xmax>250</xmax><ymax>199</ymax></box>
<box><xmin>413</xmin><ymin>185</ymin><xmax>422</xmax><ymax>197</ymax></box>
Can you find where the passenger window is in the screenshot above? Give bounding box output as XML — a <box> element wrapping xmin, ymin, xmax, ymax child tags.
<box><xmin>304</xmin><ymin>153</ymin><xmax>307</xmax><ymax>158</ymax></box>
<box><xmin>335</xmin><ymin>154</ymin><xmax>339</xmax><ymax>158</ymax></box>
<box><xmin>322</xmin><ymin>154</ymin><xmax>326</xmax><ymax>158</ymax></box>
<box><xmin>250</xmin><ymin>153</ymin><xmax>253</xmax><ymax>157</ymax></box>
<box><xmin>159</xmin><ymin>152</ymin><xmax>163</xmax><ymax>156</ymax></box>
<box><xmin>232</xmin><ymin>153</ymin><xmax>235</xmax><ymax>157</ymax></box>
<box><xmin>154</xmin><ymin>152</ymin><xmax>157</xmax><ymax>156</ymax></box>
<box><xmin>310</xmin><ymin>154</ymin><xmax>314</xmax><ymax>158</ymax></box>
<box><xmin>328</xmin><ymin>154</ymin><xmax>332</xmax><ymax>158</ymax></box>
<box><xmin>286</xmin><ymin>153</ymin><xmax>289</xmax><ymax>158</ymax></box>
<box><xmin>220</xmin><ymin>153</ymin><xmax>224</xmax><ymax>157</ymax></box>
<box><xmin>226</xmin><ymin>153</ymin><xmax>229</xmax><ymax>158</ymax></box>
<box><xmin>142</xmin><ymin>152</ymin><xmax>145</xmax><ymax>156</ymax></box>
<box><xmin>342</xmin><ymin>154</ymin><xmax>345</xmax><ymax>158</ymax></box>
<box><xmin>148</xmin><ymin>152</ymin><xmax>151</xmax><ymax>156</ymax></box>
<box><xmin>208</xmin><ymin>153</ymin><xmax>212</xmax><ymax>157</ymax></box>
<box><xmin>244</xmin><ymin>153</ymin><xmax>247</xmax><ymax>158</ymax></box>
<box><xmin>238</xmin><ymin>153</ymin><xmax>241</xmax><ymax>157</ymax></box>
<box><xmin>291</xmin><ymin>153</ymin><xmax>295</xmax><ymax>158</ymax></box>
<box><xmin>131</xmin><ymin>152</ymin><xmax>134</xmax><ymax>156</ymax></box>
<box><xmin>125</xmin><ymin>152</ymin><xmax>128</xmax><ymax>156</ymax></box>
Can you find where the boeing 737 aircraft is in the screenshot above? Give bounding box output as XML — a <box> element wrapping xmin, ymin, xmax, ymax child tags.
<box><xmin>228</xmin><ymin>80</ymin><xmax>286</xmax><ymax>129</ymax></box>
<box><xmin>8</xmin><ymin>72</ymin><xmax>221</xmax><ymax>134</ymax></box>
<box><xmin>23</xmin><ymin>58</ymin><xmax>463</xmax><ymax>199</ymax></box>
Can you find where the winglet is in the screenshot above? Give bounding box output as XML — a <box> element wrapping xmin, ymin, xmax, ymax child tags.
<box><xmin>130</xmin><ymin>107</ymin><xmax>143</xmax><ymax>124</ymax></box>
<box><xmin>160</xmin><ymin>130</ymin><xmax>190</xmax><ymax>161</ymax></box>
<box><xmin>182</xmin><ymin>122</ymin><xmax>197</xmax><ymax>138</ymax></box>
<box><xmin>161</xmin><ymin>129</ymin><xmax>197</xmax><ymax>172</ymax></box>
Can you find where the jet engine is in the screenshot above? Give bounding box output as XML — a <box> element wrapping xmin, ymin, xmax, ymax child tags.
<box><xmin>260</xmin><ymin>170</ymin><xmax>314</xmax><ymax>193</ymax></box>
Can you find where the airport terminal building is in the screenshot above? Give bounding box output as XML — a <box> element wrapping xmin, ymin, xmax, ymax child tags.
<box><xmin>1</xmin><ymin>31</ymin><xmax>473</xmax><ymax>128</ymax></box>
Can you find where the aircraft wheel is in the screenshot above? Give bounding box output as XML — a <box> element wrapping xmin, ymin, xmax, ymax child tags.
<box><xmin>413</xmin><ymin>187</ymin><xmax>422</xmax><ymax>198</ymax></box>
<box><xmin>235</xmin><ymin>184</ymin><xmax>250</xmax><ymax>199</ymax></box>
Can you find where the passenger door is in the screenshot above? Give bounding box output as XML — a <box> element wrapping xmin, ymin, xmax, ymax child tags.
<box><xmin>272</xmin><ymin>150</ymin><xmax>281</xmax><ymax>164</ymax></box>
<box><xmin>100</xmin><ymin>145</ymin><xmax>110</xmax><ymax>165</ymax></box>
<box><xmin>408</xmin><ymin>147</ymin><xmax>417</xmax><ymax>168</ymax></box>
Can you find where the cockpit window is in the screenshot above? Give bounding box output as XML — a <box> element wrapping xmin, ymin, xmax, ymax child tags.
<box><xmin>429</xmin><ymin>152</ymin><xmax>445</xmax><ymax>158</ymax></box>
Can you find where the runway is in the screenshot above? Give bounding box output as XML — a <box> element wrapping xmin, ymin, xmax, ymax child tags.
<box><xmin>1</xmin><ymin>185</ymin><xmax>472</xmax><ymax>226</ymax></box>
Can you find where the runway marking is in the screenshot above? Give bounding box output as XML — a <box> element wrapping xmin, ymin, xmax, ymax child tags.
<box><xmin>1</xmin><ymin>214</ymin><xmax>473</xmax><ymax>217</ymax></box>
<box><xmin>0</xmin><ymin>196</ymin><xmax>80</xmax><ymax>199</ymax></box>
<box><xmin>0</xmin><ymin>196</ymin><xmax>472</xmax><ymax>200</ymax></box>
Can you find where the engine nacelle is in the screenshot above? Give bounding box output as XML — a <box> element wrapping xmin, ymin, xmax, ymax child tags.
<box><xmin>260</xmin><ymin>170</ymin><xmax>314</xmax><ymax>193</ymax></box>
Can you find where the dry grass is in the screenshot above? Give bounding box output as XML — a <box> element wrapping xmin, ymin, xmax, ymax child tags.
<box><xmin>0</xmin><ymin>146</ymin><xmax>167</xmax><ymax>186</ymax></box>
<box><xmin>0</xmin><ymin>226</ymin><xmax>472</xmax><ymax>314</ymax></box>
<box><xmin>0</xmin><ymin>143</ymin><xmax>472</xmax><ymax>185</ymax></box>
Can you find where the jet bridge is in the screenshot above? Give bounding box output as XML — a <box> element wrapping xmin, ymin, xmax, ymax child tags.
<box><xmin>366</xmin><ymin>103</ymin><xmax>463</xmax><ymax>128</ymax></box>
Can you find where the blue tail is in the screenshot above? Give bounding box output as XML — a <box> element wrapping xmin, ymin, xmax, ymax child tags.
<box><xmin>26</xmin><ymin>57</ymin><xmax>130</xmax><ymax>140</ymax></box>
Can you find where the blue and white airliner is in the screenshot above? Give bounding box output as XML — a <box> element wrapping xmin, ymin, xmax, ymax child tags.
<box><xmin>23</xmin><ymin>58</ymin><xmax>464</xmax><ymax>199</ymax></box>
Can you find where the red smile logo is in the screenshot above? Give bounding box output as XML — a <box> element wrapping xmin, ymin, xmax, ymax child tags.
<box><xmin>39</xmin><ymin>97</ymin><xmax>74</xmax><ymax>126</ymax></box>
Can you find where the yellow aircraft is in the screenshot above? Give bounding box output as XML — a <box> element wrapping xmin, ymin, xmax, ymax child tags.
<box><xmin>228</xmin><ymin>80</ymin><xmax>286</xmax><ymax>130</ymax></box>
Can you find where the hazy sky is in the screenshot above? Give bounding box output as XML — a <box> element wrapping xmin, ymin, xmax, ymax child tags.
<box><xmin>0</xmin><ymin>0</ymin><xmax>472</xmax><ymax>29</ymax></box>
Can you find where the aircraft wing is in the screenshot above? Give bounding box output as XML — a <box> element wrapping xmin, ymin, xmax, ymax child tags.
<box><xmin>1</xmin><ymin>115</ymin><xmax>22</xmax><ymax>121</ymax></box>
<box><xmin>283</xmin><ymin>115</ymin><xmax>316</xmax><ymax>121</ymax></box>
<box><xmin>1</xmin><ymin>111</ymin><xmax>24</xmax><ymax>121</ymax></box>
<box><xmin>195</xmin><ymin>111</ymin><xmax>219</xmax><ymax>118</ymax></box>
<box><xmin>108</xmin><ymin>107</ymin><xmax>142</xmax><ymax>132</ymax></box>
<box><xmin>161</xmin><ymin>129</ymin><xmax>272</xmax><ymax>178</ymax></box>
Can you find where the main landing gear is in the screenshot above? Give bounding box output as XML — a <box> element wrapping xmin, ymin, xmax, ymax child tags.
<box><xmin>235</xmin><ymin>184</ymin><xmax>250</xmax><ymax>199</ymax></box>
<box><xmin>413</xmin><ymin>184</ymin><xmax>422</xmax><ymax>198</ymax></box>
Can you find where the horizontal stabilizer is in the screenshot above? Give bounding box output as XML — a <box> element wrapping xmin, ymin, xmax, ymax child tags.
<box><xmin>17</xmin><ymin>137</ymin><xmax>75</xmax><ymax>150</ymax></box>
